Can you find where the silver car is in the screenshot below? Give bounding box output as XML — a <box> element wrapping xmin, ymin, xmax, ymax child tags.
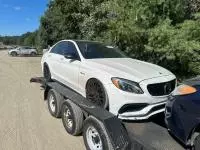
<box><xmin>8</xmin><ymin>46</ymin><xmax>37</xmax><ymax>56</ymax></box>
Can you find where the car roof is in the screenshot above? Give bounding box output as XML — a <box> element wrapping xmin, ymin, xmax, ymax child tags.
<box><xmin>61</xmin><ymin>39</ymin><xmax>102</xmax><ymax>44</ymax></box>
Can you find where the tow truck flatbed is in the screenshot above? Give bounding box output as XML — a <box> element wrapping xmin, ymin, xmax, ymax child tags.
<box><xmin>30</xmin><ymin>77</ymin><xmax>185</xmax><ymax>150</ymax></box>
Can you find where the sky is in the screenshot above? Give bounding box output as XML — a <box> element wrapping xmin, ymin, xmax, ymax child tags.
<box><xmin>0</xmin><ymin>0</ymin><xmax>48</xmax><ymax>36</ymax></box>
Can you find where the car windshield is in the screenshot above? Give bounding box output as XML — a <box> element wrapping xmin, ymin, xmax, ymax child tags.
<box><xmin>76</xmin><ymin>41</ymin><xmax>127</xmax><ymax>59</ymax></box>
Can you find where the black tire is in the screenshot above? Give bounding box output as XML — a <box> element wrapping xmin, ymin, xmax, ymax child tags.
<box><xmin>47</xmin><ymin>89</ymin><xmax>63</xmax><ymax>118</ymax></box>
<box><xmin>43</xmin><ymin>64</ymin><xmax>52</xmax><ymax>81</ymax></box>
<box><xmin>61</xmin><ymin>100</ymin><xmax>84</xmax><ymax>136</ymax></box>
<box><xmin>86</xmin><ymin>79</ymin><xmax>108</xmax><ymax>109</ymax></box>
<box><xmin>11</xmin><ymin>51</ymin><xmax>17</xmax><ymax>57</ymax></box>
<box><xmin>194</xmin><ymin>134</ymin><xmax>200</xmax><ymax>150</ymax></box>
<box><xmin>30</xmin><ymin>52</ymin><xmax>36</xmax><ymax>56</ymax></box>
<box><xmin>83</xmin><ymin>116</ymin><xmax>113</xmax><ymax>150</ymax></box>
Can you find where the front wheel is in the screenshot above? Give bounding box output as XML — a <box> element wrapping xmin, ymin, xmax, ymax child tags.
<box><xmin>194</xmin><ymin>134</ymin><xmax>200</xmax><ymax>150</ymax></box>
<box><xmin>86</xmin><ymin>79</ymin><xmax>108</xmax><ymax>109</ymax></box>
<box><xmin>11</xmin><ymin>51</ymin><xmax>17</xmax><ymax>57</ymax></box>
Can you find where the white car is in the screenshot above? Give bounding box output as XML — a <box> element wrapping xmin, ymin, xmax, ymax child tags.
<box><xmin>8</xmin><ymin>46</ymin><xmax>37</xmax><ymax>56</ymax></box>
<box><xmin>41</xmin><ymin>40</ymin><xmax>176</xmax><ymax>120</ymax></box>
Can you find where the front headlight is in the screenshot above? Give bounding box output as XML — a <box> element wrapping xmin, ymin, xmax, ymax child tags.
<box><xmin>111</xmin><ymin>77</ymin><xmax>143</xmax><ymax>94</ymax></box>
<box><xmin>173</xmin><ymin>84</ymin><xmax>197</xmax><ymax>96</ymax></box>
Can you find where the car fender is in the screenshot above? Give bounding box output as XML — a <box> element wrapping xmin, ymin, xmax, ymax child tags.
<box><xmin>187</xmin><ymin>122</ymin><xmax>200</xmax><ymax>146</ymax></box>
<box><xmin>30</xmin><ymin>49</ymin><xmax>37</xmax><ymax>54</ymax></box>
<box><xmin>9</xmin><ymin>50</ymin><xmax>19</xmax><ymax>54</ymax></box>
<box><xmin>79</xmin><ymin>68</ymin><xmax>113</xmax><ymax>97</ymax></box>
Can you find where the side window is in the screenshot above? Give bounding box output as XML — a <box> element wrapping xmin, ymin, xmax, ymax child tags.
<box><xmin>63</xmin><ymin>42</ymin><xmax>78</xmax><ymax>56</ymax></box>
<box><xmin>25</xmin><ymin>47</ymin><xmax>31</xmax><ymax>49</ymax></box>
<box><xmin>50</xmin><ymin>45</ymin><xmax>58</xmax><ymax>54</ymax></box>
<box><xmin>21</xmin><ymin>47</ymin><xmax>26</xmax><ymax>50</ymax></box>
<box><xmin>50</xmin><ymin>42</ymin><xmax>67</xmax><ymax>55</ymax></box>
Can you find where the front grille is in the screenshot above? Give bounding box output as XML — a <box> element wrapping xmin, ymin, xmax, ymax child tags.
<box><xmin>147</xmin><ymin>79</ymin><xmax>176</xmax><ymax>96</ymax></box>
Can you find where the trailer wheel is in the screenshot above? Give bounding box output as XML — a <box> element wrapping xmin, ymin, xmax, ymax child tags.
<box><xmin>194</xmin><ymin>134</ymin><xmax>200</xmax><ymax>150</ymax></box>
<box><xmin>61</xmin><ymin>100</ymin><xmax>83</xmax><ymax>136</ymax></box>
<box><xmin>83</xmin><ymin>116</ymin><xmax>113</xmax><ymax>150</ymax></box>
<box><xmin>47</xmin><ymin>89</ymin><xmax>62</xmax><ymax>118</ymax></box>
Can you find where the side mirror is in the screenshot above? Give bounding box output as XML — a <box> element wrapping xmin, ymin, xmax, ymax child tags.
<box><xmin>64</xmin><ymin>53</ymin><xmax>79</xmax><ymax>60</ymax></box>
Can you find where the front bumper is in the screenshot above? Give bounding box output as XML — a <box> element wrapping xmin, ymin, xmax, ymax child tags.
<box><xmin>165</xmin><ymin>95</ymin><xmax>175</xmax><ymax>125</ymax></box>
<box><xmin>104</xmin><ymin>75</ymin><xmax>175</xmax><ymax>120</ymax></box>
<box><xmin>105</xmin><ymin>83</ymin><xmax>170</xmax><ymax>120</ymax></box>
<box><xmin>118</xmin><ymin>101</ymin><xmax>166</xmax><ymax>120</ymax></box>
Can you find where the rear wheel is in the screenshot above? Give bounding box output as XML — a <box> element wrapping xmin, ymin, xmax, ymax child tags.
<box><xmin>43</xmin><ymin>64</ymin><xmax>52</xmax><ymax>81</ymax></box>
<box><xmin>30</xmin><ymin>52</ymin><xmax>36</xmax><ymax>56</ymax></box>
<box><xmin>86</xmin><ymin>79</ymin><xmax>108</xmax><ymax>109</ymax></box>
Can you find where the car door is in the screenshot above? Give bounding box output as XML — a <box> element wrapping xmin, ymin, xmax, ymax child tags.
<box><xmin>20</xmin><ymin>47</ymin><xmax>28</xmax><ymax>54</ymax></box>
<box><xmin>20</xmin><ymin>47</ymin><xmax>25</xmax><ymax>54</ymax></box>
<box><xmin>58</xmin><ymin>41</ymin><xmax>81</xmax><ymax>93</ymax></box>
<box><xmin>47</xmin><ymin>42</ymin><xmax>64</xmax><ymax>81</ymax></box>
<box><xmin>15</xmin><ymin>47</ymin><xmax>21</xmax><ymax>54</ymax></box>
<box><xmin>27</xmin><ymin>47</ymin><xmax>32</xmax><ymax>54</ymax></box>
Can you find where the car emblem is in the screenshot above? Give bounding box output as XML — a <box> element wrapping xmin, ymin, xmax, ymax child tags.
<box><xmin>164</xmin><ymin>83</ymin><xmax>172</xmax><ymax>95</ymax></box>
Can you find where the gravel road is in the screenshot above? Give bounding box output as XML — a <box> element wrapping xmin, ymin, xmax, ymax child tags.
<box><xmin>0</xmin><ymin>50</ymin><xmax>85</xmax><ymax>150</ymax></box>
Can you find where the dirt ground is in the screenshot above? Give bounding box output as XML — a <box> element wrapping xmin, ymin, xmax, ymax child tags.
<box><xmin>0</xmin><ymin>50</ymin><xmax>85</xmax><ymax>150</ymax></box>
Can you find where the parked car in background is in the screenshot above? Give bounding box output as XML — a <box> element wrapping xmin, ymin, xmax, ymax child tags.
<box><xmin>41</xmin><ymin>40</ymin><xmax>176</xmax><ymax>120</ymax></box>
<box><xmin>8</xmin><ymin>46</ymin><xmax>37</xmax><ymax>56</ymax></box>
<box><xmin>165</xmin><ymin>76</ymin><xmax>200</xmax><ymax>150</ymax></box>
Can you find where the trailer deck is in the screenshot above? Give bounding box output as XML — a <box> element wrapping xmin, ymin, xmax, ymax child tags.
<box><xmin>125</xmin><ymin>121</ymin><xmax>184</xmax><ymax>150</ymax></box>
<box><xmin>30</xmin><ymin>77</ymin><xmax>186</xmax><ymax>150</ymax></box>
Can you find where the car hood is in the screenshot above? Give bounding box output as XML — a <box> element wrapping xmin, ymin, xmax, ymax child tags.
<box><xmin>85</xmin><ymin>58</ymin><xmax>174</xmax><ymax>82</ymax></box>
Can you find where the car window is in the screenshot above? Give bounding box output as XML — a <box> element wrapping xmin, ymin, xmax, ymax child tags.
<box><xmin>76</xmin><ymin>41</ymin><xmax>127</xmax><ymax>59</ymax></box>
<box><xmin>22</xmin><ymin>47</ymin><xmax>27</xmax><ymax>49</ymax></box>
<box><xmin>50</xmin><ymin>41</ymin><xmax>79</xmax><ymax>57</ymax></box>
<box><xmin>63</xmin><ymin>41</ymin><xmax>78</xmax><ymax>56</ymax></box>
<box><xmin>50</xmin><ymin>42</ymin><xmax>66</xmax><ymax>55</ymax></box>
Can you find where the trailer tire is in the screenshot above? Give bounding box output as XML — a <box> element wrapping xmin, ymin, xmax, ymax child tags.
<box><xmin>47</xmin><ymin>89</ymin><xmax>62</xmax><ymax>118</ymax></box>
<box><xmin>61</xmin><ymin>100</ymin><xmax>83</xmax><ymax>136</ymax></box>
<box><xmin>83</xmin><ymin>116</ymin><xmax>113</xmax><ymax>150</ymax></box>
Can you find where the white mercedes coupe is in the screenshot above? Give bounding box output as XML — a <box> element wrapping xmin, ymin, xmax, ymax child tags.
<box><xmin>41</xmin><ymin>40</ymin><xmax>176</xmax><ymax>120</ymax></box>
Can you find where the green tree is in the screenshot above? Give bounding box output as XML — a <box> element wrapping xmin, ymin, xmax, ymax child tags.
<box><xmin>37</xmin><ymin>0</ymin><xmax>200</xmax><ymax>78</ymax></box>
